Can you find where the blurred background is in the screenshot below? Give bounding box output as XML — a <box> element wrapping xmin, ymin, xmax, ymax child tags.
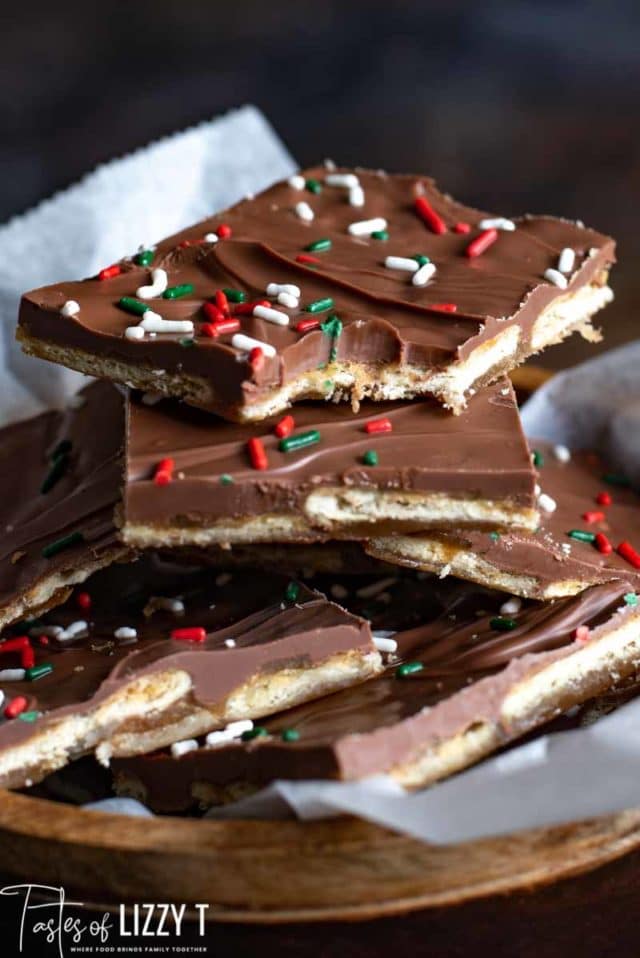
<box><xmin>3</xmin><ymin>0</ymin><xmax>638</xmax><ymax>369</ymax></box>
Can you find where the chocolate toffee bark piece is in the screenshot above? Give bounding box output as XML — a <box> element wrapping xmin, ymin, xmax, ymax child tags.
<box><xmin>0</xmin><ymin>382</ymin><xmax>128</xmax><ymax>630</ymax></box>
<box><xmin>111</xmin><ymin>575</ymin><xmax>640</xmax><ymax>811</ymax></box>
<box><xmin>18</xmin><ymin>166</ymin><xmax>614</xmax><ymax>422</ymax></box>
<box><xmin>0</xmin><ymin>557</ymin><xmax>381</xmax><ymax>789</ymax></box>
<box><xmin>367</xmin><ymin>443</ymin><xmax>640</xmax><ymax>600</ymax></box>
<box><xmin>121</xmin><ymin>379</ymin><xmax>538</xmax><ymax>547</ymax></box>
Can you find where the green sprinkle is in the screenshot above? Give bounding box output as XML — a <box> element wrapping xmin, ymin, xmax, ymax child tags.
<box><xmin>624</xmin><ymin>593</ymin><xmax>639</xmax><ymax>606</ymax></box>
<box><xmin>320</xmin><ymin>315</ymin><xmax>343</xmax><ymax>339</ymax></box>
<box><xmin>179</xmin><ymin>337</ymin><xmax>195</xmax><ymax>348</ymax></box>
<box><xmin>324</xmin><ymin>380</ymin><xmax>333</xmax><ymax>391</ymax></box>
<box><xmin>279</xmin><ymin>430</ymin><xmax>321</xmax><ymax>454</ymax></box>
<box><xmin>305</xmin><ymin>178</ymin><xmax>322</xmax><ymax>194</ymax></box>
<box><xmin>222</xmin><ymin>288</ymin><xmax>246</xmax><ymax>303</ymax></box>
<box><xmin>118</xmin><ymin>296</ymin><xmax>150</xmax><ymax>317</ymax></box>
<box><xmin>532</xmin><ymin>450</ymin><xmax>544</xmax><ymax>468</ymax></box>
<box><xmin>328</xmin><ymin>346</ymin><xmax>338</xmax><ymax>363</ymax></box>
<box><xmin>26</xmin><ymin>663</ymin><xmax>53</xmax><ymax>681</ymax></box>
<box><xmin>163</xmin><ymin>283</ymin><xmax>194</xmax><ymax>299</ymax></box>
<box><xmin>285</xmin><ymin>581</ymin><xmax>300</xmax><ymax>602</ymax></box>
<box><xmin>305</xmin><ymin>238</ymin><xmax>332</xmax><ymax>253</ymax></box>
<box><xmin>41</xmin><ymin>454</ymin><xmax>69</xmax><ymax>494</ymax></box>
<box><xmin>52</xmin><ymin>439</ymin><xmax>72</xmax><ymax>460</ymax></box>
<box><xmin>42</xmin><ymin>531</ymin><xmax>84</xmax><ymax>559</ymax></box>
<box><xmin>305</xmin><ymin>297</ymin><xmax>334</xmax><ymax>314</ymax></box>
<box><xmin>568</xmin><ymin>529</ymin><xmax>596</xmax><ymax>543</ymax></box>
<box><xmin>220</xmin><ymin>474</ymin><xmax>234</xmax><ymax>486</ymax></box>
<box><xmin>135</xmin><ymin>249</ymin><xmax>154</xmax><ymax>267</ymax></box>
<box><xmin>413</xmin><ymin>254</ymin><xmax>430</xmax><ymax>266</ymax></box>
<box><xmin>18</xmin><ymin>711</ymin><xmax>41</xmax><ymax>723</ymax></box>
<box><xmin>241</xmin><ymin>726</ymin><xmax>269</xmax><ymax>741</ymax></box>
<box><xmin>281</xmin><ymin>728</ymin><xmax>300</xmax><ymax>742</ymax></box>
<box><xmin>396</xmin><ymin>661</ymin><xmax>424</xmax><ymax>678</ymax></box>
<box><xmin>490</xmin><ymin>617</ymin><xmax>517</xmax><ymax>631</ymax></box>
<box><xmin>371</xmin><ymin>230</ymin><xmax>389</xmax><ymax>241</ymax></box>
<box><xmin>603</xmin><ymin>473</ymin><xmax>631</xmax><ymax>487</ymax></box>
<box><xmin>363</xmin><ymin>450</ymin><xmax>379</xmax><ymax>466</ymax></box>
<box><xmin>489</xmin><ymin>532</ymin><xmax>501</xmax><ymax>542</ymax></box>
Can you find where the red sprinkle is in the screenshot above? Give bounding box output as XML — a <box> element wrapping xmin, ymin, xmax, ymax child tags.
<box><xmin>38</xmin><ymin>636</ymin><xmax>50</xmax><ymax>647</ymax></box>
<box><xmin>203</xmin><ymin>302</ymin><xmax>225</xmax><ymax>324</ymax></box>
<box><xmin>249</xmin><ymin>347</ymin><xmax>264</xmax><ymax>373</ymax></box>
<box><xmin>215</xmin><ymin>290</ymin><xmax>230</xmax><ymax>315</ymax></box>
<box><xmin>575</xmin><ymin>625</ymin><xmax>590</xmax><ymax>644</ymax></box>
<box><xmin>4</xmin><ymin>696</ymin><xmax>27</xmax><ymax>720</ymax></box>
<box><xmin>595</xmin><ymin>532</ymin><xmax>613</xmax><ymax>555</ymax></box>
<box><xmin>247</xmin><ymin>436</ymin><xmax>268</xmax><ymax>471</ymax></box>
<box><xmin>295</xmin><ymin>253</ymin><xmax>321</xmax><ymax>265</ymax></box>
<box><xmin>430</xmin><ymin>303</ymin><xmax>458</xmax><ymax>313</ymax></box>
<box><xmin>582</xmin><ymin>511</ymin><xmax>605</xmax><ymax>524</ymax></box>
<box><xmin>617</xmin><ymin>541</ymin><xmax>640</xmax><ymax>569</ymax></box>
<box><xmin>98</xmin><ymin>264</ymin><xmax>121</xmax><ymax>280</ymax></box>
<box><xmin>22</xmin><ymin>646</ymin><xmax>35</xmax><ymax>669</ymax></box>
<box><xmin>171</xmin><ymin>627</ymin><xmax>206</xmax><ymax>643</ymax></box>
<box><xmin>465</xmin><ymin>228</ymin><xmax>499</xmax><ymax>258</ymax></box>
<box><xmin>200</xmin><ymin>323</ymin><xmax>217</xmax><ymax>338</ymax></box>
<box><xmin>414</xmin><ymin>196</ymin><xmax>446</xmax><ymax>235</ymax></box>
<box><xmin>453</xmin><ymin>222</ymin><xmax>471</xmax><ymax>234</ymax></box>
<box><xmin>154</xmin><ymin>458</ymin><xmax>175</xmax><ymax>486</ymax></box>
<box><xmin>275</xmin><ymin>415</ymin><xmax>295</xmax><ymax>439</ymax></box>
<box><xmin>365</xmin><ymin>417</ymin><xmax>393</xmax><ymax>435</ymax></box>
<box><xmin>76</xmin><ymin>591</ymin><xmax>92</xmax><ymax>611</ymax></box>
<box><xmin>203</xmin><ymin>318</ymin><xmax>240</xmax><ymax>337</ymax></box>
<box><xmin>295</xmin><ymin>317</ymin><xmax>321</xmax><ymax>334</ymax></box>
<box><xmin>0</xmin><ymin>637</ymin><xmax>30</xmax><ymax>654</ymax></box>
<box><xmin>596</xmin><ymin>491</ymin><xmax>612</xmax><ymax>506</ymax></box>
<box><xmin>216</xmin><ymin>224</ymin><xmax>232</xmax><ymax>240</ymax></box>
<box><xmin>234</xmin><ymin>299</ymin><xmax>270</xmax><ymax>316</ymax></box>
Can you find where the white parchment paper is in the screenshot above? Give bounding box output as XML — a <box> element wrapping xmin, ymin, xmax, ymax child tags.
<box><xmin>3</xmin><ymin>108</ymin><xmax>639</xmax><ymax>842</ymax></box>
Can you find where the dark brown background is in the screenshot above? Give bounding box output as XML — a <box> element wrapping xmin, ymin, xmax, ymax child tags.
<box><xmin>3</xmin><ymin>0</ymin><xmax>639</xmax><ymax>369</ymax></box>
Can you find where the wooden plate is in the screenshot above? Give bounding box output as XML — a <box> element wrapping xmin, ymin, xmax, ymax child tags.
<box><xmin>4</xmin><ymin>363</ymin><xmax>633</xmax><ymax>925</ymax></box>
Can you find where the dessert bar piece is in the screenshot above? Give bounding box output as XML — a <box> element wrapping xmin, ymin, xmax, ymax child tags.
<box><xmin>111</xmin><ymin>573</ymin><xmax>640</xmax><ymax>811</ymax></box>
<box><xmin>0</xmin><ymin>382</ymin><xmax>128</xmax><ymax>630</ymax></box>
<box><xmin>18</xmin><ymin>166</ymin><xmax>614</xmax><ymax>422</ymax></box>
<box><xmin>122</xmin><ymin>379</ymin><xmax>538</xmax><ymax>548</ymax></box>
<box><xmin>367</xmin><ymin>443</ymin><xmax>640</xmax><ymax>599</ymax></box>
<box><xmin>0</xmin><ymin>557</ymin><xmax>381</xmax><ymax>789</ymax></box>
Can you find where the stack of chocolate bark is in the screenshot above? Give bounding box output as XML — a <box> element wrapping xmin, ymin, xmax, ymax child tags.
<box><xmin>2</xmin><ymin>165</ymin><xmax>638</xmax><ymax>813</ymax></box>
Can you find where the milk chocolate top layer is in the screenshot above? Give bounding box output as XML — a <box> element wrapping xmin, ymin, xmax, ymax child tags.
<box><xmin>0</xmin><ymin>558</ymin><xmax>373</xmax><ymax>753</ymax></box>
<box><xmin>19</xmin><ymin>166</ymin><xmax>615</xmax><ymax>419</ymax></box>
<box><xmin>425</xmin><ymin>442</ymin><xmax>640</xmax><ymax>589</ymax></box>
<box><xmin>0</xmin><ymin>382</ymin><xmax>124</xmax><ymax>623</ymax></box>
<box><xmin>124</xmin><ymin>379</ymin><xmax>535</xmax><ymax>531</ymax></box>
<box><xmin>112</xmin><ymin>572</ymin><xmax>638</xmax><ymax>808</ymax></box>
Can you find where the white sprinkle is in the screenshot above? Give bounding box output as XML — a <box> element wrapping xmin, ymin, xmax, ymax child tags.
<box><xmin>385</xmin><ymin>256</ymin><xmax>419</xmax><ymax>273</ymax></box>
<box><xmin>326</xmin><ymin>173</ymin><xmax>360</xmax><ymax>189</ymax></box>
<box><xmin>141</xmin><ymin>392</ymin><xmax>163</xmax><ymax>406</ymax></box>
<box><xmin>125</xmin><ymin>326</ymin><xmax>145</xmax><ymax>340</ymax></box>
<box><xmin>295</xmin><ymin>201</ymin><xmax>314</xmax><ymax>222</ymax></box>
<box><xmin>148</xmin><ymin>596</ymin><xmax>185</xmax><ymax>615</ymax></box>
<box><xmin>288</xmin><ymin>174</ymin><xmax>306</xmax><ymax>190</ymax></box>
<box><xmin>373</xmin><ymin>634</ymin><xmax>398</xmax><ymax>653</ymax></box>
<box><xmin>216</xmin><ymin>573</ymin><xmax>232</xmax><ymax>586</ymax></box>
<box><xmin>204</xmin><ymin>232</ymin><xmax>219</xmax><ymax>243</ymax></box>
<box><xmin>349</xmin><ymin>185</ymin><xmax>365</xmax><ymax>207</ymax></box>
<box><xmin>412</xmin><ymin>262</ymin><xmax>437</xmax><ymax>287</ymax></box>
<box><xmin>231</xmin><ymin>333</ymin><xmax>277</xmax><ymax>358</ymax></box>
<box><xmin>30</xmin><ymin>625</ymin><xmax>63</xmax><ymax>638</ymax></box>
<box><xmin>0</xmin><ymin>691</ymin><xmax>4</xmax><ymax>709</ymax></box>
<box><xmin>558</xmin><ymin>248</ymin><xmax>575</xmax><ymax>274</ymax></box>
<box><xmin>0</xmin><ymin>669</ymin><xmax>26</xmax><ymax>681</ymax></box>
<box><xmin>224</xmin><ymin>638</ymin><xmax>236</xmax><ymax>648</ymax></box>
<box><xmin>439</xmin><ymin>564</ymin><xmax>452</xmax><ymax>579</ymax></box>
<box><xmin>277</xmin><ymin>292</ymin><xmax>299</xmax><ymax>309</ymax></box>
<box><xmin>538</xmin><ymin>493</ymin><xmax>557</xmax><ymax>514</ymax></box>
<box><xmin>356</xmin><ymin>577</ymin><xmax>398</xmax><ymax>599</ymax></box>
<box><xmin>61</xmin><ymin>300</ymin><xmax>80</xmax><ymax>317</ymax></box>
<box><xmin>253</xmin><ymin>305</ymin><xmax>289</xmax><ymax>327</ymax></box>
<box><xmin>324</xmin><ymin>158</ymin><xmax>337</xmax><ymax>171</ymax></box>
<box><xmin>136</xmin><ymin>268</ymin><xmax>168</xmax><ymax>300</ymax></box>
<box><xmin>330</xmin><ymin>584</ymin><xmax>349</xmax><ymax>600</ymax></box>
<box><xmin>534</xmin><ymin>482</ymin><xmax>541</xmax><ymax>496</ymax></box>
<box><xmin>553</xmin><ymin>444</ymin><xmax>571</xmax><ymax>463</ymax></box>
<box><xmin>544</xmin><ymin>268</ymin><xmax>568</xmax><ymax>289</ymax></box>
<box><xmin>171</xmin><ymin>739</ymin><xmax>199</xmax><ymax>758</ymax></box>
<box><xmin>479</xmin><ymin>217</ymin><xmax>516</xmax><ymax>232</ymax></box>
<box><xmin>266</xmin><ymin>282</ymin><xmax>301</xmax><ymax>298</ymax></box>
<box><xmin>114</xmin><ymin>627</ymin><xmax>137</xmax><ymax>640</ymax></box>
<box><xmin>348</xmin><ymin>217</ymin><xmax>387</xmax><ymax>237</ymax></box>
<box><xmin>140</xmin><ymin>314</ymin><xmax>194</xmax><ymax>334</ymax></box>
<box><xmin>57</xmin><ymin>620</ymin><xmax>88</xmax><ymax>642</ymax></box>
<box><xmin>226</xmin><ymin>719</ymin><xmax>254</xmax><ymax>737</ymax></box>
<box><xmin>500</xmin><ymin>597</ymin><xmax>522</xmax><ymax>615</ymax></box>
